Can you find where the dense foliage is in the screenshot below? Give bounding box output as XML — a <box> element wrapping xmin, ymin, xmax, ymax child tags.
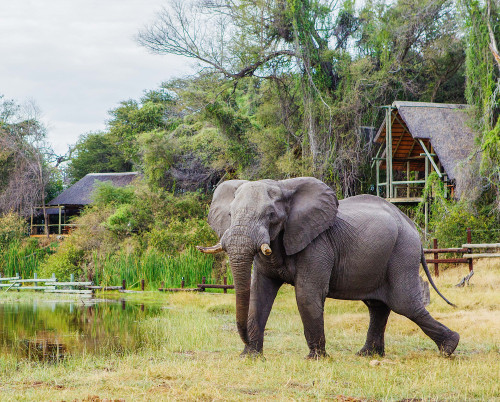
<box><xmin>1</xmin><ymin>0</ymin><xmax>500</xmax><ymax>283</ymax></box>
<box><xmin>37</xmin><ymin>182</ymin><xmax>222</xmax><ymax>285</ymax></box>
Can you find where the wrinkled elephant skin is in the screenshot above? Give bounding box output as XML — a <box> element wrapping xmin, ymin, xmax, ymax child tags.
<box><xmin>201</xmin><ymin>177</ymin><xmax>459</xmax><ymax>358</ymax></box>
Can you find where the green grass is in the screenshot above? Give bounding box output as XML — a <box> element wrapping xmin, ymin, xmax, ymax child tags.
<box><xmin>0</xmin><ymin>260</ymin><xmax>499</xmax><ymax>400</ymax></box>
<box><xmin>93</xmin><ymin>246</ymin><xmax>227</xmax><ymax>290</ymax></box>
<box><xmin>0</xmin><ymin>240</ymin><xmax>54</xmax><ymax>279</ymax></box>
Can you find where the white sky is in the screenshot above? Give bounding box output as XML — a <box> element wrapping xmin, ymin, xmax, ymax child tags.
<box><xmin>0</xmin><ymin>0</ymin><xmax>190</xmax><ymax>154</ymax></box>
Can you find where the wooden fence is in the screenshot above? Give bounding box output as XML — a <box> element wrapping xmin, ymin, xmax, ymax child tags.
<box><xmin>159</xmin><ymin>276</ymin><xmax>234</xmax><ymax>293</ymax></box>
<box><xmin>424</xmin><ymin>227</ymin><xmax>500</xmax><ymax>277</ymax></box>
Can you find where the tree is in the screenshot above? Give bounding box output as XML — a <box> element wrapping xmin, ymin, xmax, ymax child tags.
<box><xmin>66</xmin><ymin>132</ymin><xmax>132</xmax><ymax>183</ymax></box>
<box><xmin>0</xmin><ymin>98</ymin><xmax>57</xmax><ymax>235</ymax></box>
<box><xmin>138</xmin><ymin>0</ymin><xmax>466</xmax><ymax>196</ymax></box>
<box><xmin>460</xmin><ymin>0</ymin><xmax>500</xmax><ymax>204</ymax></box>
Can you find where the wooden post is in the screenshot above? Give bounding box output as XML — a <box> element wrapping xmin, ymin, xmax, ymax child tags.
<box><xmin>424</xmin><ymin>156</ymin><xmax>429</xmax><ymax>241</ymax></box>
<box><xmin>141</xmin><ymin>279</ymin><xmax>145</xmax><ymax>291</ymax></box>
<box><xmin>406</xmin><ymin>161</ymin><xmax>410</xmax><ymax>198</ymax></box>
<box><xmin>433</xmin><ymin>238</ymin><xmax>439</xmax><ymax>277</ymax></box>
<box><xmin>161</xmin><ymin>281</ymin><xmax>165</xmax><ymax>290</ymax></box>
<box><xmin>467</xmin><ymin>228</ymin><xmax>473</xmax><ymax>272</ymax></box>
<box><xmin>58</xmin><ymin>205</ymin><xmax>62</xmax><ymax>235</ymax></box>
<box><xmin>70</xmin><ymin>274</ymin><xmax>74</xmax><ymax>290</ymax></box>
<box><xmin>122</xmin><ymin>279</ymin><xmax>126</xmax><ymax>290</ymax></box>
<box><xmin>223</xmin><ymin>276</ymin><xmax>227</xmax><ymax>294</ymax></box>
<box><xmin>386</xmin><ymin>107</ymin><xmax>393</xmax><ymax>199</ymax></box>
<box><xmin>30</xmin><ymin>208</ymin><xmax>34</xmax><ymax>235</ymax></box>
<box><xmin>201</xmin><ymin>276</ymin><xmax>206</xmax><ymax>292</ymax></box>
<box><xmin>34</xmin><ymin>272</ymin><xmax>38</xmax><ymax>288</ymax></box>
<box><xmin>181</xmin><ymin>277</ymin><xmax>185</xmax><ymax>289</ymax></box>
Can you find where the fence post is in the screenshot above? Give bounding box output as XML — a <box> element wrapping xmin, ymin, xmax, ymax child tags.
<box><xmin>223</xmin><ymin>276</ymin><xmax>227</xmax><ymax>294</ymax></box>
<box><xmin>181</xmin><ymin>277</ymin><xmax>185</xmax><ymax>289</ymax></box>
<box><xmin>467</xmin><ymin>227</ymin><xmax>473</xmax><ymax>272</ymax></box>
<box><xmin>34</xmin><ymin>272</ymin><xmax>38</xmax><ymax>288</ymax></box>
<box><xmin>122</xmin><ymin>279</ymin><xmax>126</xmax><ymax>290</ymax></box>
<box><xmin>433</xmin><ymin>238</ymin><xmax>439</xmax><ymax>277</ymax></box>
<box><xmin>161</xmin><ymin>281</ymin><xmax>165</xmax><ymax>291</ymax></box>
<box><xmin>141</xmin><ymin>279</ymin><xmax>145</xmax><ymax>291</ymax></box>
<box><xmin>201</xmin><ymin>276</ymin><xmax>206</xmax><ymax>292</ymax></box>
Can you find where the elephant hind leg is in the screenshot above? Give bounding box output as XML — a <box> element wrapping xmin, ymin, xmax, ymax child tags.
<box><xmin>410</xmin><ymin>310</ymin><xmax>460</xmax><ymax>356</ymax></box>
<box><xmin>357</xmin><ymin>299</ymin><xmax>391</xmax><ymax>357</ymax></box>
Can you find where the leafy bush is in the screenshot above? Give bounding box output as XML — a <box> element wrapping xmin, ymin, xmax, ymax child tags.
<box><xmin>38</xmin><ymin>178</ymin><xmax>220</xmax><ymax>285</ymax></box>
<box><xmin>420</xmin><ymin>173</ymin><xmax>500</xmax><ymax>247</ymax></box>
<box><xmin>38</xmin><ymin>242</ymin><xmax>85</xmax><ymax>280</ymax></box>
<box><xmin>92</xmin><ymin>181</ymin><xmax>135</xmax><ymax>206</ymax></box>
<box><xmin>0</xmin><ymin>212</ymin><xmax>27</xmax><ymax>249</ymax></box>
<box><xmin>147</xmin><ymin>217</ymin><xmax>217</xmax><ymax>255</ymax></box>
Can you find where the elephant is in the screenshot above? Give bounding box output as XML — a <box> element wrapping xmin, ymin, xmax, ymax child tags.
<box><xmin>197</xmin><ymin>177</ymin><xmax>459</xmax><ymax>358</ymax></box>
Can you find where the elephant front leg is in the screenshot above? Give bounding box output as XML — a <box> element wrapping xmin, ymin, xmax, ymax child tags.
<box><xmin>357</xmin><ymin>299</ymin><xmax>391</xmax><ymax>356</ymax></box>
<box><xmin>241</xmin><ymin>271</ymin><xmax>282</xmax><ymax>357</ymax></box>
<box><xmin>295</xmin><ymin>284</ymin><xmax>328</xmax><ymax>359</ymax></box>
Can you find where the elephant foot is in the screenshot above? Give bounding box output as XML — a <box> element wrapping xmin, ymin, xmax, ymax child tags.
<box><xmin>438</xmin><ymin>331</ymin><xmax>460</xmax><ymax>356</ymax></box>
<box><xmin>357</xmin><ymin>343</ymin><xmax>385</xmax><ymax>357</ymax></box>
<box><xmin>240</xmin><ymin>344</ymin><xmax>263</xmax><ymax>359</ymax></box>
<box><xmin>306</xmin><ymin>349</ymin><xmax>328</xmax><ymax>360</ymax></box>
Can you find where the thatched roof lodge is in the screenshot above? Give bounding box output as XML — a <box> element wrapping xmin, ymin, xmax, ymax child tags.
<box><xmin>31</xmin><ymin>172</ymin><xmax>140</xmax><ymax>235</ymax></box>
<box><xmin>373</xmin><ymin>101</ymin><xmax>476</xmax><ymax>202</ymax></box>
<box><xmin>48</xmin><ymin>172</ymin><xmax>140</xmax><ymax>209</ymax></box>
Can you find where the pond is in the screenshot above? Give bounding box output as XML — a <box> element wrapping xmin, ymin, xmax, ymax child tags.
<box><xmin>0</xmin><ymin>297</ymin><xmax>164</xmax><ymax>362</ymax></box>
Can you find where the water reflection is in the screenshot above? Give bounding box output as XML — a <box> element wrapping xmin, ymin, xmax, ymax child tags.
<box><xmin>0</xmin><ymin>298</ymin><xmax>162</xmax><ymax>362</ymax></box>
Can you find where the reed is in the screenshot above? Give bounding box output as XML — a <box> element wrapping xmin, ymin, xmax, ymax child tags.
<box><xmin>0</xmin><ymin>240</ymin><xmax>51</xmax><ymax>279</ymax></box>
<box><xmin>93</xmin><ymin>247</ymin><xmax>222</xmax><ymax>289</ymax></box>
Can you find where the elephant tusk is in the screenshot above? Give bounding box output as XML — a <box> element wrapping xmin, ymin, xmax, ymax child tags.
<box><xmin>261</xmin><ymin>243</ymin><xmax>272</xmax><ymax>256</ymax></box>
<box><xmin>196</xmin><ymin>243</ymin><xmax>223</xmax><ymax>254</ymax></box>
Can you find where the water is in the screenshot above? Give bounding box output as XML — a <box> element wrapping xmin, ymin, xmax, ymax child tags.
<box><xmin>0</xmin><ymin>298</ymin><xmax>163</xmax><ymax>362</ymax></box>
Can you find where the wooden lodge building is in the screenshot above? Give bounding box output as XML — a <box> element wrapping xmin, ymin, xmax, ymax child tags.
<box><xmin>373</xmin><ymin>101</ymin><xmax>476</xmax><ymax>234</ymax></box>
<box><xmin>373</xmin><ymin>101</ymin><xmax>475</xmax><ymax>201</ymax></box>
<box><xmin>31</xmin><ymin>172</ymin><xmax>140</xmax><ymax>236</ymax></box>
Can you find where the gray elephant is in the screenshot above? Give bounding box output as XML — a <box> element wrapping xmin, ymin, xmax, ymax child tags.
<box><xmin>197</xmin><ymin>177</ymin><xmax>459</xmax><ymax>358</ymax></box>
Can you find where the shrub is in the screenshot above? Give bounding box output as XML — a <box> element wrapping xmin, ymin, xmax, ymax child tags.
<box><xmin>0</xmin><ymin>212</ymin><xmax>27</xmax><ymax>249</ymax></box>
<box><xmin>420</xmin><ymin>173</ymin><xmax>500</xmax><ymax>247</ymax></box>
<box><xmin>38</xmin><ymin>241</ymin><xmax>85</xmax><ymax>280</ymax></box>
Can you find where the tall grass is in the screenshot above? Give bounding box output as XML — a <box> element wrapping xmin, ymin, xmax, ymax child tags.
<box><xmin>93</xmin><ymin>247</ymin><xmax>227</xmax><ymax>289</ymax></box>
<box><xmin>0</xmin><ymin>240</ymin><xmax>53</xmax><ymax>279</ymax></box>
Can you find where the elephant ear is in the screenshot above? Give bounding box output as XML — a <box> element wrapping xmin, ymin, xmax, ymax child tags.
<box><xmin>279</xmin><ymin>177</ymin><xmax>338</xmax><ymax>255</ymax></box>
<box><xmin>208</xmin><ymin>180</ymin><xmax>248</xmax><ymax>238</ymax></box>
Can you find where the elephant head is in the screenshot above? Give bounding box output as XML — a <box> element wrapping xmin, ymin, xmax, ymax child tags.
<box><xmin>197</xmin><ymin>177</ymin><xmax>338</xmax><ymax>346</ymax></box>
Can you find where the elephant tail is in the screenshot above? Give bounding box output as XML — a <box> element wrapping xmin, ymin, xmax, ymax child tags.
<box><xmin>420</xmin><ymin>248</ymin><xmax>456</xmax><ymax>307</ymax></box>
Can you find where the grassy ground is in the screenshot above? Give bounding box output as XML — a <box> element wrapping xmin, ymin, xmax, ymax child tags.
<box><xmin>0</xmin><ymin>260</ymin><xmax>499</xmax><ymax>401</ymax></box>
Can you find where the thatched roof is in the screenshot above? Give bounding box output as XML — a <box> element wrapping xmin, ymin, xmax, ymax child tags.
<box><xmin>48</xmin><ymin>172</ymin><xmax>140</xmax><ymax>206</ymax></box>
<box><xmin>375</xmin><ymin>101</ymin><xmax>476</xmax><ymax>180</ymax></box>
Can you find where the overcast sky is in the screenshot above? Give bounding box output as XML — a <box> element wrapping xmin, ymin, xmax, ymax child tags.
<box><xmin>0</xmin><ymin>0</ymin><xmax>190</xmax><ymax>154</ymax></box>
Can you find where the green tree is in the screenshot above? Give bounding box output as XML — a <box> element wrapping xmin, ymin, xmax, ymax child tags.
<box><xmin>138</xmin><ymin>0</ymin><xmax>466</xmax><ymax>195</ymax></box>
<box><xmin>66</xmin><ymin>132</ymin><xmax>132</xmax><ymax>183</ymax></box>
<box><xmin>107</xmin><ymin>89</ymin><xmax>177</xmax><ymax>165</ymax></box>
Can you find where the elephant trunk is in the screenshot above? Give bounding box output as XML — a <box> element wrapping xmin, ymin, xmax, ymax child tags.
<box><xmin>229</xmin><ymin>252</ymin><xmax>253</xmax><ymax>345</ymax></box>
<box><xmin>223</xmin><ymin>225</ymin><xmax>266</xmax><ymax>346</ymax></box>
